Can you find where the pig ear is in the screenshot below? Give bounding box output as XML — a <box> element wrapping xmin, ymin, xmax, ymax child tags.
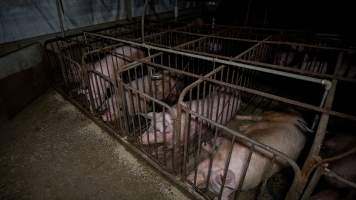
<box><xmin>138</xmin><ymin>112</ymin><xmax>154</xmax><ymax>119</ymax></box>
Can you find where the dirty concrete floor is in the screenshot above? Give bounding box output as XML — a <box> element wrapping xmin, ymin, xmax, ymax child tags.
<box><xmin>0</xmin><ymin>90</ymin><xmax>191</xmax><ymax>200</ymax></box>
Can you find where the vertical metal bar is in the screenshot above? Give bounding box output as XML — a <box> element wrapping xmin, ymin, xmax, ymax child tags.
<box><xmin>333</xmin><ymin>52</ymin><xmax>344</xmax><ymax>76</ymax></box>
<box><xmin>56</xmin><ymin>0</ymin><xmax>65</xmax><ymax>37</ymax></box>
<box><xmin>152</xmin><ymin>101</ymin><xmax>159</xmax><ymax>159</ymax></box>
<box><xmin>217</xmin><ymin>137</ymin><xmax>235</xmax><ymax>200</ymax></box>
<box><xmin>257</xmin><ymin>155</ymin><xmax>276</xmax><ymax>200</ymax></box>
<box><xmin>299</xmin><ymin>79</ymin><xmax>337</xmax><ymax>196</ymax></box>
<box><xmin>300</xmin><ymin>166</ymin><xmax>323</xmax><ymax>200</ymax></box>
<box><xmin>205</xmin><ymin>127</ymin><xmax>219</xmax><ymax>190</ymax></box>
<box><xmin>234</xmin><ymin>144</ymin><xmax>253</xmax><ymax>200</ymax></box>
<box><xmin>162</xmin><ymin>107</ymin><xmax>167</xmax><ymax>167</ymax></box>
<box><xmin>182</xmin><ymin>89</ymin><xmax>193</xmax><ymax>177</ymax></box>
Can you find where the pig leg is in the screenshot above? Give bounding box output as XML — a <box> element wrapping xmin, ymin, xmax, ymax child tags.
<box><xmin>212</xmin><ymin>169</ymin><xmax>237</xmax><ymax>200</ymax></box>
<box><xmin>239</xmin><ymin>124</ymin><xmax>252</xmax><ymax>132</ymax></box>
<box><xmin>310</xmin><ymin>189</ymin><xmax>340</xmax><ymax>200</ymax></box>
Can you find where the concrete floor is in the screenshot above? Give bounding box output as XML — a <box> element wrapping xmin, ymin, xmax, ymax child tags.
<box><xmin>0</xmin><ymin>90</ymin><xmax>191</xmax><ymax>200</ymax></box>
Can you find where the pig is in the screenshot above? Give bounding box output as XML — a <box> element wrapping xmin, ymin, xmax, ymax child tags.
<box><xmin>140</xmin><ymin>92</ymin><xmax>241</xmax><ymax>148</ymax></box>
<box><xmin>346</xmin><ymin>66</ymin><xmax>356</xmax><ymax>79</ymax></box>
<box><xmin>334</xmin><ymin>61</ymin><xmax>356</xmax><ymax>79</ymax></box>
<box><xmin>208</xmin><ymin>42</ymin><xmax>222</xmax><ymax>53</ymax></box>
<box><xmin>322</xmin><ymin>133</ymin><xmax>356</xmax><ymax>156</ymax></box>
<box><xmin>101</xmin><ymin>71</ymin><xmax>182</xmax><ymax>121</ymax></box>
<box><xmin>324</xmin><ymin>152</ymin><xmax>356</xmax><ymax>189</ymax></box>
<box><xmin>187</xmin><ymin>111</ymin><xmax>308</xmax><ymax>200</ymax></box>
<box><xmin>310</xmin><ymin>152</ymin><xmax>356</xmax><ymax>200</ymax></box>
<box><xmin>303</xmin><ymin>133</ymin><xmax>356</xmax><ymax>200</ymax></box>
<box><xmin>274</xmin><ymin>45</ymin><xmax>304</xmax><ymax>67</ymax></box>
<box><xmin>310</xmin><ymin>189</ymin><xmax>341</xmax><ymax>200</ymax></box>
<box><xmin>274</xmin><ymin>51</ymin><xmax>296</xmax><ymax>67</ymax></box>
<box><xmin>190</xmin><ymin>18</ymin><xmax>204</xmax><ymax>26</ymax></box>
<box><xmin>81</xmin><ymin>46</ymin><xmax>145</xmax><ymax>111</ymax></box>
<box><xmin>300</xmin><ymin>54</ymin><xmax>328</xmax><ymax>74</ymax></box>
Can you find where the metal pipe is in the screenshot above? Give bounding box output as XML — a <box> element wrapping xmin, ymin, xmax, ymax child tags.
<box><xmin>244</xmin><ymin>0</ymin><xmax>252</xmax><ymax>26</ymax></box>
<box><xmin>299</xmin><ymin>79</ymin><xmax>337</xmax><ymax>194</ymax></box>
<box><xmin>84</xmin><ymin>32</ymin><xmax>332</xmax><ymax>88</ymax></box>
<box><xmin>173</xmin><ymin>25</ymin><xmax>355</xmax><ymax>52</ymax></box>
<box><xmin>141</xmin><ymin>0</ymin><xmax>149</xmax><ymax>43</ymax></box>
<box><xmin>56</xmin><ymin>0</ymin><xmax>65</xmax><ymax>38</ymax></box>
<box><xmin>174</xmin><ymin>0</ymin><xmax>179</xmax><ymax>20</ymax></box>
<box><xmin>324</xmin><ymin>168</ymin><xmax>356</xmax><ymax>189</ymax></box>
<box><xmin>300</xmin><ymin>165</ymin><xmax>323</xmax><ymax>200</ymax></box>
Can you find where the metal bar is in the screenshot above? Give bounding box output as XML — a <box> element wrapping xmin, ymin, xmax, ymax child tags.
<box><xmin>84</xmin><ymin>31</ymin><xmax>332</xmax><ymax>87</ymax></box>
<box><xmin>235</xmin><ymin>35</ymin><xmax>272</xmax><ymax>59</ymax></box>
<box><xmin>244</xmin><ymin>0</ymin><xmax>252</xmax><ymax>26</ymax></box>
<box><xmin>173</xmin><ymin>30</ymin><xmax>261</xmax><ymax>43</ymax></box>
<box><xmin>257</xmin><ymin>155</ymin><xmax>276</xmax><ymax>200</ymax></box>
<box><xmin>324</xmin><ymin>168</ymin><xmax>356</xmax><ymax>189</ymax></box>
<box><xmin>234</xmin><ymin>145</ymin><xmax>253</xmax><ymax>200</ymax></box>
<box><xmin>235</xmin><ymin>58</ymin><xmax>356</xmax><ymax>84</ymax></box>
<box><xmin>299</xmin><ymin>79</ymin><xmax>338</xmax><ymax>194</ymax></box>
<box><xmin>300</xmin><ymin>166</ymin><xmax>323</xmax><ymax>200</ymax></box>
<box><xmin>56</xmin><ymin>0</ymin><xmax>65</xmax><ymax>37</ymax></box>
<box><xmin>218</xmin><ymin>137</ymin><xmax>235</xmax><ymax>200</ymax></box>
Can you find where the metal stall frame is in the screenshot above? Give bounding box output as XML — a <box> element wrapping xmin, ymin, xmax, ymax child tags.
<box><xmin>85</xmin><ymin>31</ymin><xmax>356</xmax><ymax>197</ymax></box>
<box><xmin>175</xmin><ymin>23</ymin><xmax>355</xmax><ymax>49</ymax></box>
<box><xmin>83</xmin><ymin>32</ymin><xmax>345</xmax><ymax>199</ymax></box>
<box><xmin>42</xmin><ymin>19</ymin><xmax>356</xmax><ymax>199</ymax></box>
<box><xmin>138</xmin><ymin>25</ymin><xmax>356</xmax><ymax>84</ymax></box>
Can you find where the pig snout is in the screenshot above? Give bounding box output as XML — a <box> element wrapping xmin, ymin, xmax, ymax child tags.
<box><xmin>141</xmin><ymin>131</ymin><xmax>164</xmax><ymax>144</ymax></box>
<box><xmin>141</xmin><ymin>130</ymin><xmax>174</xmax><ymax>145</ymax></box>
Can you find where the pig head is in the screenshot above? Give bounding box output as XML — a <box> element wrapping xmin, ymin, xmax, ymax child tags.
<box><xmin>140</xmin><ymin>111</ymin><xmax>176</xmax><ymax>145</ymax></box>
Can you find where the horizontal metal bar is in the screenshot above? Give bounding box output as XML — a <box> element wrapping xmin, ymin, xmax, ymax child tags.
<box><xmin>50</xmin><ymin>39</ymin><xmax>356</xmax><ymax>122</ymax></box>
<box><xmin>173</xmin><ymin>30</ymin><xmax>263</xmax><ymax>43</ymax></box>
<box><xmin>235</xmin><ymin>35</ymin><xmax>272</xmax><ymax>59</ymax></box>
<box><xmin>175</xmin><ymin>24</ymin><xmax>355</xmax><ymax>52</ymax></box>
<box><xmin>324</xmin><ymin>168</ymin><xmax>356</xmax><ymax>189</ymax></box>
<box><xmin>320</xmin><ymin>146</ymin><xmax>356</xmax><ymax>164</ymax></box>
<box><xmin>84</xmin><ymin>32</ymin><xmax>332</xmax><ymax>89</ymax></box>
<box><xmin>235</xmin><ymin>59</ymin><xmax>356</xmax><ymax>84</ymax></box>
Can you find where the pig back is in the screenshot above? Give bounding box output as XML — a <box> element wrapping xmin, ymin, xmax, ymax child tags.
<box><xmin>228</xmin><ymin>125</ymin><xmax>306</xmax><ymax>190</ymax></box>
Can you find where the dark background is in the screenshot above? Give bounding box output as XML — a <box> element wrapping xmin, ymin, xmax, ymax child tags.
<box><xmin>198</xmin><ymin>0</ymin><xmax>353</xmax><ymax>37</ymax></box>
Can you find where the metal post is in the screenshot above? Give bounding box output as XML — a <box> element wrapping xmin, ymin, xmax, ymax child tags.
<box><xmin>125</xmin><ymin>0</ymin><xmax>132</xmax><ymax>20</ymax></box>
<box><xmin>56</xmin><ymin>0</ymin><xmax>65</xmax><ymax>37</ymax></box>
<box><xmin>244</xmin><ymin>0</ymin><xmax>252</xmax><ymax>26</ymax></box>
<box><xmin>141</xmin><ymin>0</ymin><xmax>149</xmax><ymax>43</ymax></box>
<box><xmin>174</xmin><ymin>0</ymin><xmax>179</xmax><ymax>21</ymax></box>
<box><xmin>298</xmin><ymin>79</ymin><xmax>337</xmax><ymax>194</ymax></box>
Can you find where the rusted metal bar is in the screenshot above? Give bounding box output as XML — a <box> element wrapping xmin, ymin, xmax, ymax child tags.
<box><xmin>300</xmin><ymin>165</ymin><xmax>323</xmax><ymax>200</ymax></box>
<box><xmin>299</xmin><ymin>79</ymin><xmax>338</xmax><ymax>194</ymax></box>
